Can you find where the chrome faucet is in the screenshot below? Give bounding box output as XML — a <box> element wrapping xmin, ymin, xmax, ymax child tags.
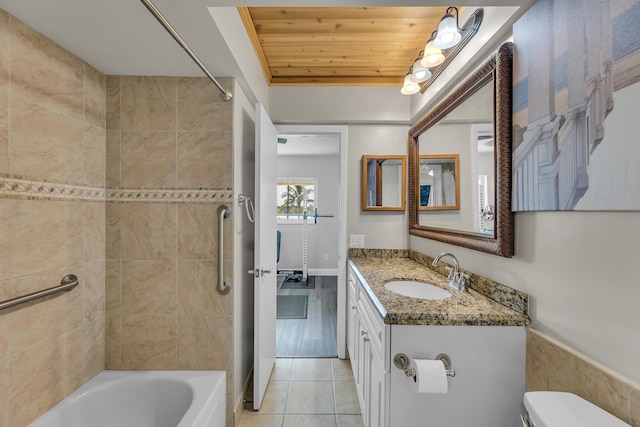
<box><xmin>431</xmin><ymin>253</ymin><xmax>469</xmax><ymax>291</ymax></box>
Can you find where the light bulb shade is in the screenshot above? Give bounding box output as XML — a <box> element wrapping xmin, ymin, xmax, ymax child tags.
<box><xmin>421</xmin><ymin>41</ymin><xmax>445</xmax><ymax>67</ymax></box>
<box><xmin>400</xmin><ymin>73</ymin><xmax>420</xmax><ymax>95</ymax></box>
<box><xmin>411</xmin><ymin>58</ymin><xmax>432</xmax><ymax>83</ymax></box>
<box><xmin>433</xmin><ymin>13</ymin><xmax>462</xmax><ymax>49</ymax></box>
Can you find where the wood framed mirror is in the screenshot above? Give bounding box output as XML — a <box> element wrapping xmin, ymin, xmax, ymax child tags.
<box><xmin>419</xmin><ymin>154</ymin><xmax>460</xmax><ymax>211</ymax></box>
<box><xmin>361</xmin><ymin>155</ymin><xmax>406</xmax><ymax>211</ymax></box>
<box><xmin>408</xmin><ymin>42</ymin><xmax>514</xmax><ymax>257</ymax></box>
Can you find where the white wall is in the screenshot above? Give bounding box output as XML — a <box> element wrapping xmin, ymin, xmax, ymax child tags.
<box><xmin>347</xmin><ymin>125</ymin><xmax>409</xmax><ymax>249</ymax></box>
<box><xmin>276</xmin><ymin>154</ymin><xmax>340</xmax><ymax>272</ymax></box>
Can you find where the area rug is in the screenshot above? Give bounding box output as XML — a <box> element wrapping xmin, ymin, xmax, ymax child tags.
<box><xmin>280</xmin><ymin>275</ymin><xmax>316</xmax><ymax>290</ymax></box>
<box><xmin>276</xmin><ymin>295</ymin><xmax>308</xmax><ymax>319</ymax></box>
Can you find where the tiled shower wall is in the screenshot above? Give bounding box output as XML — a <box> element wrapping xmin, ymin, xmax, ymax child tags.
<box><xmin>0</xmin><ymin>10</ymin><xmax>106</xmax><ymax>426</ymax></box>
<box><xmin>104</xmin><ymin>76</ymin><xmax>235</xmax><ymax>421</ymax></box>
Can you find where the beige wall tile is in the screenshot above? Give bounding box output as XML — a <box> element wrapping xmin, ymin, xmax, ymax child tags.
<box><xmin>0</xmin><ymin>351</ymin><xmax>8</xmax><ymax>427</ymax></box>
<box><xmin>121</xmin><ymin>260</ymin><xmax>176</xmax><ymax>315</ymax></box>
<box><xmin>10</xmin><ymin>329</ymin><xmax>84</xmax><ymax>426</ymax></box>
<box><xmin>177</xmin><ymin>130</ymin><xmax>232</xmax><ymax>188</ymax></box>
<box><xmin>84</xmin><ymin>124</ymin><xmax>106</xmax><ymax>187</ymax></box>
<box><xmin>177</xmin><ymin>315</ymin><xmax>231</xmax><ymax>370</ymax></box>
<box><xmin>0</xmin><ymin>312</ymin><xmax>8</xmax><ymax>365</ymax></box>
<box><xmin>10</xmin><ymin>200</ymin><xmax>83</xmax><ymax>278</ymax></box>
<box><xmin>177</xmin><ymin>77</ymin><xmax>232</xmax><ymax>131</ymax></box>
<box><xmin>106</xmin><ymin>130</ymin><xmax>121</xmax><ymax>188</ymax></box>
<box><xmin>83</xmin><ymin>261</ymin><xmax>105</xmax><ymax>324</ymax></box>
<box><xmin>120</xmin><ymin>76</ymin><xmax>176</xmax><ymax>131</ymax></box>
<box><xmin>120</xmin><ymin>204</ymin><xmax>176</xmax><ymax>260</ymax></box>
<box><xmin>105</xmin><ymin>260</ymin><xmax>121</xmax><ymax>369</ymax></box>
<box><xmin>0</xmin><ymin>87</ymin><xmax>7</xmax><ymax>173</ymax></box>
<box><xmin>84</xmin><ymin>202</ymin><xmax>105</xmax><ymax>263</ymax></box>
<box><xmin>0</xmin><ymin>281</ymin><xmax>8</xmax><ymax>313</ymax></box>
<box><xmin>105</xmin><ymin>260</ymin><xmax>121</xmax><ymax>315</ymax></box>
<box><xmin>0</xmin><ymin>201</ymin><xmax>10</xmax><ymax>283</ymax></box>
<box><xmin>105</xmin><ymin>315</ymin><xmax>121</xmax><ymax>369</ymax></box>
<box><xmin>0</xmin><ymin>10</ymin><xmax>9</xmax><ymax>90</ymax></box>
<box><xmin>82</xmin><ymin>311</ymin><xmax>105</xmax><ymax>383</ymax></box>
<box><xmin>121</xmin><ymin>314</ymin><xmax>177</xmax><ymax>370</ymax></box>
<box><xmin>178</xmin><ymin>204</ymin><xmax>216</xmax><ymax>260</ymax></box>
<box><xmin>631</xmin><ymin>387</ymin><xmax>640</xmax><ymax>427</ymax></box>
<box><xmin>105</xmin><ymin>202</ymin><xmax>121</xmax><ymax>260</ymax></box>
<box><xmin>178</xmin><ymin>261</ymin><xmax>229</xmax><ymax>316</ymax></box>
<box><xmin>10</xmin><ymin>17</ymin><xmax>84</xmax><ymax>121</ymax></box>
<box><xmin>10</xmin><ymin>96</ymin><xmax>84</xmax><ymax>182</ymax></box>
<box><xmin>121</xmin><ymin>130</ymin><xmax>176</xmax><ymax>188</ymax></box>
<box><xmin>84</xmin><ymin>64</ymin><xmax>106</xmax><ymax>128</ymax></box>
<box><xmin>106</xmin><ymin>76</ymin><xmax>120</xmax><ymax>130</ymax></box>
<box><xmin>9</xmin><ymin>278</ymin><xmax>83</xmax><ymax>356</ymax></box>
<box><xmin>527</xmin><ymin>329</ymin><xmax>634</xmax><ymax>425</ymax></box>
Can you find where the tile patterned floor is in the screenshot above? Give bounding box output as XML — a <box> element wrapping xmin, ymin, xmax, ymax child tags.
<box><xmin>238</xmin><ymin>358</ymin><xmax>364</xmax><ymax>427</ymax></box>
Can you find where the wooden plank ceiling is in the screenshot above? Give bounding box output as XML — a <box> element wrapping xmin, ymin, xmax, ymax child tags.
<box><xmin>239</xmin><ymin>7</ymin><xmax>452</xmax><ymax>87</ymax></box>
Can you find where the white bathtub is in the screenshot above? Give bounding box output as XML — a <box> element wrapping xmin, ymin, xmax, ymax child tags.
<box><xmin>29</xmin><ymin>371</ymin><xmax>226</xmax><ymax>427</ymax></box>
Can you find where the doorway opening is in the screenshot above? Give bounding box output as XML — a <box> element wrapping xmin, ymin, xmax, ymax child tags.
<box><xmin>274</xmin><ymin>131</ymin><xmax>342</xmax><ymax>357</ymax></box>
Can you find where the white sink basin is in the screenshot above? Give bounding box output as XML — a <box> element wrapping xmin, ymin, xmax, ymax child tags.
<box><xmin>384</xmin><ymin>280</ymin><xmax>451</xmax><ymax>300</ymax></box>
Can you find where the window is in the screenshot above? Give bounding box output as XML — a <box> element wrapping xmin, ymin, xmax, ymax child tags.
<box><xmin>277</xmin><ymin>179</ymin><xmax>316</xmax><ymax>223</ymax></box>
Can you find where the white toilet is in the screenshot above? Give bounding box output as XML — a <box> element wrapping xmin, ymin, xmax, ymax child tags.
<box><xmin>522</xmin><ymin>391</ymin><xmax>631</xmax><ymax>426</ymax></box>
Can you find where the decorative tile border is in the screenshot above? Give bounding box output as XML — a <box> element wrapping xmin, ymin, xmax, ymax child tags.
<box><xmin>0</xmin><ymin>176</ymin><xmax>233</xmax><ymax>203</ymax></box>
<box><xmin>0</xmin><ymin>176</ymin><xmax>106</xmax><ymax>201</ymax></box>
<box><xmin>106</xmin><ymin>188</ymin><xmax>233</xmax><ymax>203</ymax></box>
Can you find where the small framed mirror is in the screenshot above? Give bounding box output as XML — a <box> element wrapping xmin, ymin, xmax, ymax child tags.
<box><xmin>361</xmin><ymin>155</ymin><xmax>406</xmax><ymax>211</ymax></box>
<box><xmin>419</xmin><ymin>154</ymin><xmax>460</xmax><ymax>210</ymax></box>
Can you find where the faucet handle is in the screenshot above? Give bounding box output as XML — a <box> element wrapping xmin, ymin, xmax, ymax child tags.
<box><xmin>457</xmin><ymin>273</ymin><xmax>470</xmax><ymax>291</ymax></box>
<box><xmin>444</xmin><ymin>266</ymin><xmax>455</xmax><ymax>281</ymax></box>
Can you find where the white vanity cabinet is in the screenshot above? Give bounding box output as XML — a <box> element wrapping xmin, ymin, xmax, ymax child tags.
<box><xmin>347</xmin><ymin>262</ymin><xmax>526</xmax><ymax>427</ymax></box>
<box><xmin>347</xmin><ymin>267</ymin><xmax>390</xmax><ymax>427</ymax></box>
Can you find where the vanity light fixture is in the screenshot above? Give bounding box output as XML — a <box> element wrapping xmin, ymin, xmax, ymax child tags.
<box><xmin>421</xmin><ymin>32</ymin><xmax>446</xmax><ymax>68</ymax></box>
<box><xmin>411</xmin><ymin>53</ymin><xmax>432</xmax><ymax>83</ymax></box>
<box><xmin>401</xmin><ymin>70</ymin><xmax>421</xmax><ymax>95</ymax></box>
<box><xmin>433</xmin><ymin>7</ymin><xmax>462</xmax><ymax>50</ymax></box>
<box><xmin>401</xmin><ymin>7</ymin><xmax>483</xmax><ymax>96</ymax></box>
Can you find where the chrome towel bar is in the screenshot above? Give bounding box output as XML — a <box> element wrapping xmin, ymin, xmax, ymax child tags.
<box><xmin>0</xmin><ymin>274</ymin><xmax>79</xmax><ymax>311</ymax></box>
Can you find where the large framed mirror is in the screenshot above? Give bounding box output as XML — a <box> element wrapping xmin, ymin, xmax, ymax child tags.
<box><xmin>362</xmin><ymin>155</ymin><xmax>406</xmax><ymax>211</ymax></box>
<box><xmin>408</xmin><ymin>42</ymin><xmax>514</xmax><ymax>257</ymax></box>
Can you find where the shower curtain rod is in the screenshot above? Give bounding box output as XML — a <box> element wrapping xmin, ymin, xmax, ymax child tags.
<box><xmin>140</xmin><ymin>0</ymin><xmax>233</xmax><ymax>101</ymax></box>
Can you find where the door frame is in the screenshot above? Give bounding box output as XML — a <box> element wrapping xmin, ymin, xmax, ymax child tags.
<box><xmin>275</xmin><ymin>124</ymin><xmax>349</xmax><ymax>359</ymax></box>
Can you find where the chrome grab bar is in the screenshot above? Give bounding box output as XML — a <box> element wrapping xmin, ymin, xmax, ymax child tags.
<box><xmin>0</xmin><ymin>274</ymin><xmax>79</xmax><ymax>311</ymax></box>
<box><xmin>218</xmin><ymin>205</ymin><xmax>231</xmax><ymax>294</ymax></box>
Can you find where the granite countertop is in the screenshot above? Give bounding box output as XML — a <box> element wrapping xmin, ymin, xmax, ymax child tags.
<box><xmin>349</xmin><ymin>256</ymin><xmax>530</xmax><ymax>327</ymax></box>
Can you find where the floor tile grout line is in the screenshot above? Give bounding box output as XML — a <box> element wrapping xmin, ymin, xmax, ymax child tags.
<box><xmin>331</xmin><ymin>358</ymin><xmax>339</xmax><ymax>426</ymax></box>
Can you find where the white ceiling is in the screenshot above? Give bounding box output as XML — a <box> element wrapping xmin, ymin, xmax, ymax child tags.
<box><xmin>0</xmin><ymin>0</ymin><xmax>536</xmax><ymax>95</ymax></box>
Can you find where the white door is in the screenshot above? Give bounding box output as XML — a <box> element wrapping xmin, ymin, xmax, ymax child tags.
<box><xmin>253</xmin><ymin>103</ymin><xmax>278</xmax><ymax>410</ymax></box>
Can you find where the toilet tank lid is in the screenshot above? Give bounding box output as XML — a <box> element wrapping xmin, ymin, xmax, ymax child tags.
<box><xmin>524</xmin><ymin>392</ymin><xmax>630</xmax><ymax>427</ymax></box>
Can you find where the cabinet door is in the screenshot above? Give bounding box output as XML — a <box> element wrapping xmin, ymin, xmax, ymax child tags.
<box><xmin>355</xmin><ymin>314</ymin><xmax>368</xmax><ymax>418</ymax></box>
<box><xmin>346</xmin><ymin>278</ymin><xmax>357</xmax><ymax>364</ymax></box>
<box><xmin>367</xmin><ymin>349</ymin><xmax>387</xmax><ymax>427</ymax></box>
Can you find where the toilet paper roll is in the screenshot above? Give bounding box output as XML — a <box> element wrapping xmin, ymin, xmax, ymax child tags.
<box><xmin>411</xmin><ymin>359</ymin><xmax>448</xmax><ymax>394</ymax></box>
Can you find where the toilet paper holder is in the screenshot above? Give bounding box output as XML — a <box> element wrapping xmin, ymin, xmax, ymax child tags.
<box><xmin>393</xmin><ymin>353</ymin><xmax>456</xmax><ymax>378</ymax></box>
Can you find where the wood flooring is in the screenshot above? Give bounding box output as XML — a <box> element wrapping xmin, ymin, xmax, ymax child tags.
<box><xmin>276</xmin><ymin>275</ymin><xmax>337</xmax><ymax>357</ymax></box>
